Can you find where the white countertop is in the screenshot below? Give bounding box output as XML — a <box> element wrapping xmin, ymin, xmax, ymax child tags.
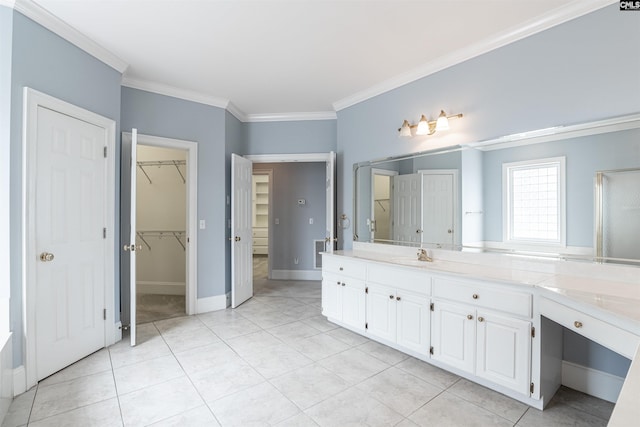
<box><xmin>325</xmin><ymin>248</ymin><xmax>640</xmax><ymax>426</ymax></box>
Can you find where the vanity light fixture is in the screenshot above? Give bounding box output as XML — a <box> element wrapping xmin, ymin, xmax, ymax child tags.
<box><xmin>399</xmin><ymin>110</ymin><xmax>463</xmax><ymax>137</ymax></box>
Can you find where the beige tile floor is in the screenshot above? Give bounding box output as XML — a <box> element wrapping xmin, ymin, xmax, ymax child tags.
<box><xmin>3</xmin><ymin>263</ymin><xmax>614</xmax><ymax>426</ymax></box>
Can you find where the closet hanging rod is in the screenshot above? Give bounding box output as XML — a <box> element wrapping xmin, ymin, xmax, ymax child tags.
<box><xmin>136</xmin><ymin>230</ymin><xmax>186</xmax><ymax>251</ymax></box>
<box><xmin>137</xmin><ymin>160</ymin><xmax>186</xmax><ymax>184</ymax></box>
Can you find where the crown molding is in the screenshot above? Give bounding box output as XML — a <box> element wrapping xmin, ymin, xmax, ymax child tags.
<box><xmin>10</xmin><ymin>0</ymin><xmax>128</xmax><ymax>73</ymax></box>
<box><xmin>245</xmin><ymin>111</ymin><xmax>337</xmax><ymax>123</ymax></box>
<box><xmin>0</xmin><ymin>1</ymin><xmax>16</xmax><ymax>8</ymax></box>
<box><xmin>332</xmin><ymin>0</ymin><xmax>616</xmax><ymax>111</ymax></box>
<box><xmin>121</xmin><ymin>77</ymin><xmax>230</xmax><ymax>110</ymax></box>
<box><xmin>226</xmin><ymin>102</ymin><xmax>248</xmax><ymax>122</ymax></box>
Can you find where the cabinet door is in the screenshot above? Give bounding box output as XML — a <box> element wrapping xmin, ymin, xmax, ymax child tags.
<box><xmin>366</xmin><ymin>283</ymin><xmax>397</xmax><ymax>342</ymax></box>
<box><xmin>321</xmin><ymin>276</ymin><xmax>341</xmax><ymax>320</ymax></box>
<box><xmin>396</xmin><ymin>290</ymin><xmax>430</xmax><ymax>355</ymax></box>
<box><xmin>476</xmin><ymin>310</ymin><xmax>531</xmax><ymax>395</ymax></box>
<box><xmin>431</xmin><ymin>300</ymin><xmax>475</xmax><ymax>374</ymax></box>
<box><xmin>341</xmin><ymin>279</ymin><xmax>366</xmax><ymax>332</ymax></box>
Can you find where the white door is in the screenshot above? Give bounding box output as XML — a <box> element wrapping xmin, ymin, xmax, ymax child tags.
<box><xmin>125</xmin><ymin>129</ymin><xmax>138</xmax><ymax>345</ymax></box>
<box><xmin>421</xmin><ymin>172</ymin><xmax>455</xmax><ymax>246</ymax></box>
<box><xmin>366</xmin><ymin>283</ymin><xmax>397</xmax><ymax>343</ymax></box>
<box><xmin>35</xmin><ymin>106</ymin><xmax>106</xmax><ymax>380</ymax></box>
<box><xmin>393</xmin><ymin>174</ymin><xmax>421</xmax><ymax>243</ymax></box>
<box><xmin>340</xmin><ymin>279</ymin><xmax>366</xmax><ymax>332</ymax></box>
<box><xmin>325</xmin><ymin>151</ymin><xmax>336</xmax><ymax>252</ymax></box>
<box><xmin>321</xmin><ymin>273</ymin><xmax>341</xmax><ymax>320</ymax></box>
<box><xmin>396</xmin><ymin>290</ymin><xmax>430</xmax><ymax>354</ymax></box>
<box><xmin>476</xmin><ymin>310</ymin><xmax>531</xmax><ymax>395</ymax></box>
<box><xmin>431</xmin><ymin>300</ymin><xmax>475</xmax><ymax>374</ymax></box>
<box><xmin>231</xmin><ymin>154</ymin><xmax>253</xmax><ymax>308</ymax></box>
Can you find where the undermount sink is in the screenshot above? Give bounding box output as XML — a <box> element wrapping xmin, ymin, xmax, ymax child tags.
<box><xmin>390</xmin><ymin>257</ymin><xmax>438</xmax><ymax>267</ymax></box>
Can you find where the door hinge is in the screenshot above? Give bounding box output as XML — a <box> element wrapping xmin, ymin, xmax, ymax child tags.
<box><xmin>430</xmin><ymin>302</ymin><xmax>434</xmax><ymax>311</ymax></box>
<box><xmin>531</xmin><ymin>326</ymin><xmax>535</xmax><ymax>338</ymax></box>
<box><xmin>365</xmin><ymin>322</ymin><xmax>368</xmax><ymax>329</ymax></box>
<box><xmin>103</xmin><ymin>309</ymin><xmax>106</xmax><ymax>320</ymax></box>
<box><xmin>429</xmin><ymin>346</ymin><xmax>434</xmax><ymax>355</ymax></box>
<box><xmin>103</xmin><ymin>227</ymin><xmax>107</xmax><ymax>239</ymax></box>
<box><xmin>530</xmin><ymin>382</ymin><xmax>534</xmax><ymax>394</ymax></box>
<box><xmin>103</xmin><ymin>146</ymin><xmax>107</xmax><ymax>158</ymax></box>
<box><xmin>365</xmin><ymin>287</ymin><xmax>368</xmax><ymax>294</ymax></box>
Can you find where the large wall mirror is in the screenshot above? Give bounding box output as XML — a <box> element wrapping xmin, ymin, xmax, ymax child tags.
<box><xmin>353</xmin><ymin>114</ymin><xmax>640</xmax><ymax>266</ymax></box>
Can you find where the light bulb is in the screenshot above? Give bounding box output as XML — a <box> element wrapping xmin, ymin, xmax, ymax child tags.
<box><xmin>415</xmin><ymin>115</ymin><xmax>430</xmax><ymax>135</ymax></box>
<box><xmin>399</xmin><ymin>120</ymin><xmax>412</xmax><ymax>137</ymax></box>
<box><xmin>435</xmin><ymin>110</ymin><xmax>450</xmax><ymax>131</ymax></box>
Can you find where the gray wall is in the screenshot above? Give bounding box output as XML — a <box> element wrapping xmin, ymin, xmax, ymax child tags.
<box><xmin>337</xmin><ymin>5</ymin><xmax>639</xmax><ymax>376</ymax></box>
<box><xmin>121</xmin><ymin>87</ymin><xmax>227</xmax><ymax>299</ymax></box>
<box><xmin>482</xmin><ymin>129</ymin><xmax>640</xmax><ymax>247</ymax></box>
<box><xmin>9</xmin><ymin>10</ymin><xmax>122</xmax><ymax>367</ymax></box>
<box><xmin>244</xmin><ymin>120</ymin><xmax>336</xmax><ymax>154</ymax></box>
<box><xmin>337</xmin><ymin>4</ymin><xmax>640</xmax><ymax>252</ymax></box>
<box><xmin>257</xmin><ymin>163</ymin><xmax>326</xmax><ymax>271</ymax></box>
<box><xmin>0</xmin><ymin>6</ymin><xmax>12</xmax><ymax>311</ymax></box>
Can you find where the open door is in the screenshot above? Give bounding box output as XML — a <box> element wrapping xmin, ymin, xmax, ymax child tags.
<box><xmin>325</xmin><ymin>151</ymin><xmax>336</xmax><ymax>252</ymax></box>
<box><xmin>124</xmin><ymin>129</ymin><xmax>138</xmax><ymax>345</ymax></box>
<box><xmin>231</xmin><ymin>154</ymin><xmax>253</xmax><ymax>308</ymax></box>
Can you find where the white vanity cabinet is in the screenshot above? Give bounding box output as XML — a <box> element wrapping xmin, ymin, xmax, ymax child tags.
<box><xmin>365</xmin><ymin>263</ymin><xmax>431</xmax><ymax>357</ymax></box>
<box><xmin>431</xmin><ymin>277</ymin><xmax>533</xmax><ymax>396</ymax></box>
<box><xmin>321</xmin><ymin>256</ymin><xmax>367</xmax><ymax>333</ymax></box>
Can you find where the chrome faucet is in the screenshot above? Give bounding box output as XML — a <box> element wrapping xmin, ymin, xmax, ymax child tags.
<box><xmin>417</xmin><ymin>248</ymin><xmax>433</xmax><ymax>262</ymax></box>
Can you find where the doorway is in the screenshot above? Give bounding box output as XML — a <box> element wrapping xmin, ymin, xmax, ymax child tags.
<box><xmin>135</xmin><ymin>145</ymin><xmax>188</xmax><ymax>323</ymax></box>
<box><xmin>252</xmin><ymin>169</ymin><xmax>272</xmax><ymax>285</ymax></box>
<box><xmin>371</xmin><ymin>168</ymin><xmax>398</xmax><ymax>242</ymax></box>
<box><xmin>121</xmin><ymin>132</ymin><xmax>198</xmax><ymax>343</ymax></box>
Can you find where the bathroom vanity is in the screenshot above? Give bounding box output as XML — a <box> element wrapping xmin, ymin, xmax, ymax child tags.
<box><xmin>321</xmin><ymin>243</ymin><xmax>640</xmax><ymax>422</ymax></box>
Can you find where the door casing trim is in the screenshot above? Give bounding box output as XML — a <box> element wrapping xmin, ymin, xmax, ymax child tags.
<box><xmin>22</xmin><ymin>87</ymin><xmax>116</xmax><ymax>389</ymax></box>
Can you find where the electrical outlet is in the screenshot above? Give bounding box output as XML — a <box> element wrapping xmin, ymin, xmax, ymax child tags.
<box><xmin>294</xmin><ymin>257</ymin><xmax>299</xmax><ymax>265</ymax></box>
<box><xmin>309</xmin><ymin>218</ymin><xmax>314</xmax><ymax>225</ymax></box>
<box><xmin>275</xmin><ymin>218</ymin><xmax>279</xmax><ymax>225</ymax></box>
<box><xmin>199</xmin><ymin>220</ymin><xmax>206</xmax><ymax>229</ymax></box>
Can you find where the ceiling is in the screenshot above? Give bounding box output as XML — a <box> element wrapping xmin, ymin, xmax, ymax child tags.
<box><xmin>28</xmin><ymin>0</ymin><xmax>609</xmax><ymax>119</ymax></box>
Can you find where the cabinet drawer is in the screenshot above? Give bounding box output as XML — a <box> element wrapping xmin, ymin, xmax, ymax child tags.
<box><xmin>433</xmin><ymin>278</ymin><xmax>531</xmax><ymax>318</ymax></box>
<box><xmin>253</xmin><ymin>237</ymin><xmax>268</xmax><ymax>246</ymax></box>
<box><xmin>253</xmin><ymin>247</ymin><xmax>268</xmax><ymax>255</ymax></box>
<box><xmin>253</xmin><ymin>228</ymin><xmax>268</xmax><ymax>238</ymax></box>
<box><xmin>539</xmin><ymin>297</ymin><xmax>640</xmax><ymax>359</ymax></box>
<box><xmin>322</xmin><ymin>255</ymin><xmax>366</xmax><ymax>279</ymax></box>
<box><xmin>367</xmin><ymin>263</ymin><xmax>431</xmax><ymax>295</ymax></box>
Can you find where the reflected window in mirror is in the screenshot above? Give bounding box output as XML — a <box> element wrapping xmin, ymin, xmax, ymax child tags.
<box><xmin>503</xmin><ymin>157</ymin><xmax>566</xmax><ymax>246</ymax></box>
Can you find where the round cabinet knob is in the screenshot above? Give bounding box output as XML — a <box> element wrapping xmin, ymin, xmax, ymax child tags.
<box><xmin>341</xmin><ymin>282</ymin><xmax>346</xmax><ymax>287</ymax></box>
<box><xmin>339</xmin><ymin>267</ymin><xmax>344</xmax><ymax>271</ymax></box>
<box><xmin>472</xmin><ymin>294</ymin><xmax>479</xmax><ymax>299</ymax></box>
<box><xmin>40</xmin><ymin>252</ymin><xmax>54</xmax><ymax>262</ymax></box>
<box><xmin>389</xmin><ymin>295</ymin><xmax>394</xmax><ymax>299</ymax></box>
<box><xmin>478</xmin><ymin>317</ymin><xmax>484</xmax><ymax>322</ymax></box>
<box><xmin>574</xmin><ymin>321</ymin><xmax>583</xmax><ymax>328</ymax></box>
<box><xmin>467</xmin><ymin>314</ymin><xmax>473</xmax><ymax>320</ymax></box>
<box><xmin>396</xmin><ymin>296</ymin><xmax>401</xmax><ymax>301</ymax></box>
<box><xmin>235</xmin><ymin>236</ymin><xmax>241</xmax><ymax>242</ymax></box>
<box><xmin>447</xmin><ymin>229</ymin><xmax>452</xmax><ymax>234</ymax></box>
<box><xmin>336</xmin><ymin>281</ymin><xmax>341</xmax><ymax>285</ymax></box>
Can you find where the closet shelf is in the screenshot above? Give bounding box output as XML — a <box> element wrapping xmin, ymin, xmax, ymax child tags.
<box><xmin>137</xmin><ymin>160</ymin><xmax>186</xmax><ymax>184</ymax></box>
<box><xmin>136</xmin><ymin>230</ymin><xmax>186</xmax><ymax>251</ymax></box>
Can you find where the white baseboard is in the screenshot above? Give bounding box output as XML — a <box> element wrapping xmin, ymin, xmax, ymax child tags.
<box><xmin>12</xmin><ymin>366</ymin><xmax>25</xmax><ymax>396</ymax></box>
<box><xmin>561</xmin><ymin>360</ymin><xmax>625</xmax><ymax>403</ymax></box>
<box><xmin>137</xmin><ymin>281</ymin><xmax>185</xmax><ymax>296</ymax></box>
<box><xmin>196</xmin><ymin>292</ymin><xmax>230</xmax><ymax>314</ymax></box>
<box><xmin>271</xmin><ymin>269</ymin><xmax>322</xmax><ymax>281</ymax></box>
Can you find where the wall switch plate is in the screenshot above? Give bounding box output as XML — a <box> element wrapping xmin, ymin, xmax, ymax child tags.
<box><xmin>199</xmin><ymin>220</ymin><xmax>206</xmax><ymax>229</ymax></box>
<box><xmin>275</xmin><ymin>218</ymin><xmax>279</xmax><ymax>225</ymax></box>
<box><xmin>309</xmin><ymin>218</ymin><xmax>314</xmax><ymax>224</ymax></box>
<box><xmin>294</xmin><ymin>257</ymin><xmax>299</xmax><ymax>265</ymax></box>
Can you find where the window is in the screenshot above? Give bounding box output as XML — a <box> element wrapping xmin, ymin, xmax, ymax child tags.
<box><xmin>503</xmin><ymin>157</ymin><xmax>566</xmax><ymax>245</ymax></box>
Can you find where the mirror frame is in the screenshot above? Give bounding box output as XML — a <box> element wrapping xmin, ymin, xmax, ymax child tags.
<box><xmin>352</xmin><ymin>113</ymin><xmax>640</xmax><ymax>266</ymax></box>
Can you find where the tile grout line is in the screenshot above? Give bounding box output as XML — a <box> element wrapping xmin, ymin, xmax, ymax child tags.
<box><xmin>107</xmin><ymin>347</ymin><xmax>126</xmax><ymax>426</ymax></box>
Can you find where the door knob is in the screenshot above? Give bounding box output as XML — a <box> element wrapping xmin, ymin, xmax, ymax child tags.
<box><xmin>123</xmin><ymin>244</ymin><xmax>142</xmax><ymax>252</ymax></box>
<box><xmin>40</xmin><ymin>252</ymin><xmax>54</xmax><ymax>262</ymax></box>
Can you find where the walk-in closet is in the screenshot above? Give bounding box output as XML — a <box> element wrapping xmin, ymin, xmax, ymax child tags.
<box><xmin>135</xmin><ymin>145</ymin><xmax>188</xmax><ymax>323</ymax></box>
